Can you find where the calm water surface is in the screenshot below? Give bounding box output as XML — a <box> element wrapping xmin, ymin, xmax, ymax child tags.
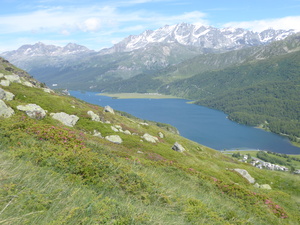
<box><xmin>70</xmin><ymin>91</ymin><xmax>300</xmax><ymax>154</ymax></box>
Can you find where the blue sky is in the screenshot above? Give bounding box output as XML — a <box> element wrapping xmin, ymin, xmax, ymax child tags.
<box><xmin>1</xmin><ymin>0</ymin><xmax>300</xmax><ymax>52</ymax></box>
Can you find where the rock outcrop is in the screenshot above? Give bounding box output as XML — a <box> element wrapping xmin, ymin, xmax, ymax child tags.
<box><xmin>105</xmin><ymin>135</ymin><xmax>122</xmax><ymax>144</ymax></box>
<box><xmin>172</xmin><ymin>142</ymin><xmax>185</xmax><ymax>152</ymax></box>
<box><xmin>0</xmin><ymin>88</ymin><xmax>14</xmax><ymax>101</ymax></box>
<box><xmin>104</xmin><ymin>105</ymin><xmax>114</xmax><ymax>114</ymax></box>
<box><xmin>0</xmin><ymin>100</ymin><xmax>14</xmax><ymax>118</ymax></box>
<box><xmin>142</xmin><ymin>133</ymin><xmax>159</xmax><ymax>143</ymax></box>
<box><xmin>51</xmin><ymin>112</ymin><xmax>79</xmax><ymax>127</ymax></box>
<box><xmin>17</xmin><ymin>104</ymin><xmax>47</xmax><ymax>119</ymax></box>
<box><xmin>234</xmin><ymin>169</ymin><xmax>255</xmax><ymax>184</ymax></box>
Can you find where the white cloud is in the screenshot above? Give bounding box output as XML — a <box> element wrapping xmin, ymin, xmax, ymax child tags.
<box><xmin>223</xmin><ymin>16</ymin><xmax>300</xmax><ymax>32</ymax></box>
<box><xmin>0</xmin><ymin>3</ymin><xmax>208</xmax><ymax>39</ymax></box>
<box><xmin>79</xmin><ymin>18</ymin><xmax>102</xmax><ymax>32</ymax></box>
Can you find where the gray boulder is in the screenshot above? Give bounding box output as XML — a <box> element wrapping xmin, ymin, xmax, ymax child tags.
<box><xmin>234</xmin><ymin>169</ymin><xmax>255</xmax><ymax>184</ymax></box>
<box><xmin>0</xmin><ymin>80</ymin><xmax>10</xmax><ymax>87</ymax></box>
<box><xmin>51</xmin><ymin>112</ymin><xmax>79</xmax><ymax>127</ymax></box>
<box><xmin>253</xmin><ymin>183</ymin><xmax>260</xmax><ymax>188</ymax></box>
<box><xmin>158</xmin><ymin>132</ymin><xmax>164</xmax><ymax>138</ymax></box>
<box><xmin>260</xmin><ymin>184</ymin><xmax>272</xmax><ymax>190</ymax></box>
<box><xmin>0</xmin><ymin>100</ymin><xmax>14</xmax><ymax>118</ymax></box>
<box><xmin>93</xmin><ymin>130</ymin><xmax>102</xmax><ymax>138</ymax></box>
<box><xmin>139</xmin><ymin>122</ymin><xmax>149</xmax><ymax>126</ymax></box>
<box><xmin>105</xmin><ymin>135</ymin><xmax>122</xmax><ymax>144</ymax></box>
<box><xmin>87</xmin><ymin>110</ymin><xmax>101</xmax><ymax>122</ymax></box>
<box><xmin>123</xmin><ymin>130</ymin><xmax>132</xmax><ymax>135</ymax></box>
<box><xmin>0</xmin><ymin>88</ymin><xmax>14</xmax><ymax>101</ymax></box>
<box><xmin>22</xmin><ymin>81</ymin><xmax>34</xmax><ymax>87</ymax></box>
<box><xmin>111</xmin><ymin>126</ymin><xmax>119</xmax><ymax>132</ymax></box>
<box><xmin>172</xmin><ymin>142</ymin><xmax>186</xmax><ymax>152</ymax></box>
<box><xmin>104</xmin><ymin>105</ymin><xmax>114</xmax><ymax>114</ymax></box>
<box><xmin>43</xmin><ymin>88</ymin><xmax>54</xmax><ymax>93</ymax></box>
<box><xmin>17</xmin><ymin>104</ymin><xmax>47</xmax><ymax>119</ymax></box>
<box><xmin>4</xmin><ymin>75</ymin><xmax>21</xmax><ymax>83</ymax></box>
<box><xmin>142</xmin><ymin>133</ymin><xmax>159</xmax><ymax>143</ymax></box>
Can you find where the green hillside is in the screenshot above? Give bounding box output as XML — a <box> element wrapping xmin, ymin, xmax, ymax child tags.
<box><xmin>1</xmin><ymin>60</ymin><xmax>300</xmax><ymax>224</ymax></box>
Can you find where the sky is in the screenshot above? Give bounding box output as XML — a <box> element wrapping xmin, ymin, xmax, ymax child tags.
<box><xmin>0</xmin><ymin>0</ymin><xmax>300</xmax><ymax>52</ymax></box>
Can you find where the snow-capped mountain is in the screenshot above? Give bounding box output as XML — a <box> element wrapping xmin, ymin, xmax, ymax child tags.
<box><xmin>101</xmin><ymin>23</ymin><xmax>295</xmax><ymax>53</ymax></box>
<box><xmin>2</xmin><ymin>42</ymin><xmax>94</xmax><ymax>60</ymax></box>
<box><xmin>0</xmin><ymin>23</ymin><xmax>297</xmax><ymax>92</ymax></box>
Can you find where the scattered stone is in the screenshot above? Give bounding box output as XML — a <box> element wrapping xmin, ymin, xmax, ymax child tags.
<box><xmin>51</xmin><ymin>112</ymin><xmax>79</xmax><ymax>127</ymax></box>
<box><xmin>114</xmin><ymin>125</ymin><xmax>122</xmax><ymax>130</ymax></box>
<box><xmin>0</xmin><ymin>80</ymin><xmax>10</xmax><ymax>87</ymax></box>
<box><xmin>137</xmin><ymin>151</ymin><xmax>143</xmax><ymax>154</ymax></box>
<box><xmin>260</xmin><ymin>184</ymin><xmax>272</xmax><ymax>190</ymax></box>
<box><xmin>87</xmin><ymin>110</ymin><xmax>101</xmax><ymax>122</ymax></box>
<box><xmin>105</xmin><ymin>135</ymin><xmax>122</xmax><ymax>144</ymax></box>
<box><xmin>172</xmin><ymin>142</ymin><xmax>186</xmax><ymax>152</ymax></box>
<box><xmin>111</xmin><ymin>126</ymin><xmax>119</xmax><ymax>132</ymax></box>
<box><xmin>139</xmin><ymin>122</ymin><xmax>149</xmax><ymax>126</ymax></box>
<box><xmin>142</xmin><ymin>133</ymin><xmax>159</xmax><ymax>143</ymax></box>
<box><xmin>93</xmin><ymin>130</ymin><xmax>102</xmax><ymax>138</ymax></box>
<box><xmin>253</xmin><ymin>183</ymin><xmax>260</xmax><ymax>188</ymax></box>
<box><xmin>17</xmin><ymin>104</ymin><xmax>47</xmax><ymax>119</ymax></box>
<box><xmin>104</xmin><ymin>105</ymin><xmax>114</xmax><ymax>114</ymax></box>
<box><xmin>0</xmin><ymin>100</ymin><xmax>14</xmax><ymax>118</ymax></box>
<box><xmin>0</xmin><ymin>88</ymin><xmax>14</xmax><ymax>101</ymax></box>
<box><xmin>4</xmin><ymin>75</ymin><xmax>21</xmax><ymax>83</ymax></box>
<box><xmin>0</xmin><ymin>73</ymin><xmax>3</xmax><ymax>78</ymax></box>
<box><xmin>61</xmin><ymin>89</ymin><xmax>70</xmax><ymax>95</ymax></box>
<box><xmin>123</xmin><ymin>130</ymin><xmax>132</xmax><ymax>135</ymax></box>
<box><xmin>43</xmin><ymin>88</ymin><xmax>53</xmax><ymax>93</ymax></box>
<box><xmin>234</xmin><ymin>169</ymin><xmax>255</xmax><ymax>184</ymax></box>
<box><xmin>158</xmin><ymin>132</ymin><xmax>164</xmax><ymax>138</ymax></box>
<box><xmin>22</xmin><ymin>81</ymin><xmax>34</xmax><ymax>87</ymax></box>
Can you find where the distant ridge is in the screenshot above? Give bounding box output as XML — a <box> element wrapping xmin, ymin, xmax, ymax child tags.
<box><xmin>100</xmin><ymin>23</ymin><xmax>295</xmax><ymax>53</ymax></box>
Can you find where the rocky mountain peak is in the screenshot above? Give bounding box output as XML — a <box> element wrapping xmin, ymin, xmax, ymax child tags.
<box><xmin>101</xmin><ymin>23</ymin><xmax>295</xmax><ymax>54</ymax></box>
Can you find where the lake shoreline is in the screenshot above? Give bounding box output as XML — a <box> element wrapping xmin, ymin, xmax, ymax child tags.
<box><xmin>98</xmin><ymin>92</ymin><xmax>181</xmax><ymax>99</ymax></box>
<box><xmin>70</xmin><ymin>91</ymin><xmax>300</xmax><ymax>154</ymax></box>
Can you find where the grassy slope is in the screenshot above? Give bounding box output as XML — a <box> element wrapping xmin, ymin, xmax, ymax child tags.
<box><xmin>1</xmin><ymin>63</ymin><xmax>300</xmax><ymax>224</ymax></box>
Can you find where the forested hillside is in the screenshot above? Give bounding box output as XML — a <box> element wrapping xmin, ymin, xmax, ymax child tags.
<box><xmin>160</xmin><ymin>49</ymin><xmax>300</xmax><ymax>144</ymax></box>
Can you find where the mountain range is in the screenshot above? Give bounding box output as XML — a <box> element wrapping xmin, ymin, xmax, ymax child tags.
<box><xmin>0</xmin><ymin>23</ymin><xmax>295</xmax><ymax>90</ymax></box>
<box><xmin>102</xmin><ymin>23</ymin><xmax>295</xmax><ymax>53</ymax></box>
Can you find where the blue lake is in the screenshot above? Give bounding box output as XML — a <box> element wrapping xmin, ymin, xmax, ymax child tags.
<box><xmin>70</xmin><ymin>91</ymin><xmax>300</xmax><ymax>154</ymax></box>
